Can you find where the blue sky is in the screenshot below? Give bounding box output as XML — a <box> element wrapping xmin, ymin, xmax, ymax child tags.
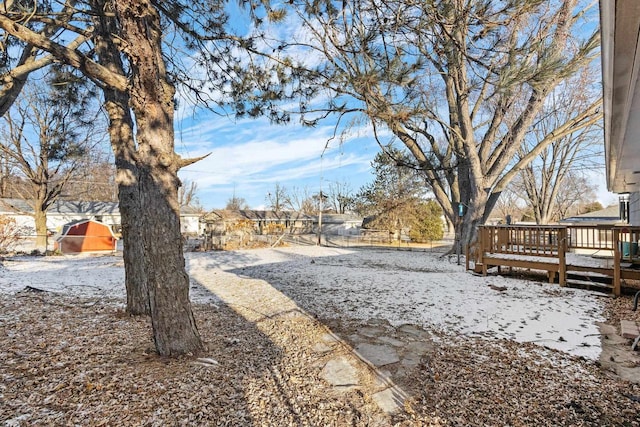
<box><xmin>174</xmin><ymin>112</ymin><xmax>381</xmax><ymax>210</ymax></box>
<box><xmin>173</xmin><ymin>109</ymin><xmax>618</xmax><ymax>211</ymax></box>
<box><xmin>170</xmin><ymin>1</ymin><xmax>617</xmax><ymax>212</ymax></box>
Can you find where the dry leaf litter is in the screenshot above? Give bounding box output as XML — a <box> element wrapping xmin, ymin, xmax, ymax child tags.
<box><xmin>0</xmin><ymin>248</ymin><xmax>639</xmax><ymax>426</ymax></box>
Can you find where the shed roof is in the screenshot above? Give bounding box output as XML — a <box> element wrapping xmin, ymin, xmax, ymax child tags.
<box><xmin>59</xmin><ymin>219</ymin><xmax>116</xmax><ymax>237</ymax></box>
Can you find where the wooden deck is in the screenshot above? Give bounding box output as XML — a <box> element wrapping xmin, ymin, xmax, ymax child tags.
<box><xmin>472</xmin><ymin>225</ymin><xmax>640</xmax><ymax>296</ymax></box>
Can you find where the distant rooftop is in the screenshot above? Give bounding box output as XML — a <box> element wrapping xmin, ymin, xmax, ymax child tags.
<box><xmin>559</xmin><ymin>205</ymin><xmax>621</xmax><ymax>223</ymax></box>
<box><xmin>0</xmin><ymin>198</ymin><xmax>202</xmax><ymax>216</ymax></box>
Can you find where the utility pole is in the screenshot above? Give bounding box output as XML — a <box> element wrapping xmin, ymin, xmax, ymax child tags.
<box><xmin>317</xmin><ymin>187</ymin><xmax>323</xmax><ymax>246</ymax></box>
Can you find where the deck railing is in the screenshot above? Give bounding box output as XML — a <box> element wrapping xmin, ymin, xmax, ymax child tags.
<box><xmin>475</xmin><ymin>224</ymin><xmax>640</xmax><ymax>296</ymax></box>
<box><xmin>566</xmin><ymin>225</ymin><xmax>615</xmax><ymax>251</ymax></box>
<box><xmin>613</xmin><ymin>226</ymin><xmax>640</xmax><ymax>263</ymax></box>
<box><xmin>480</xmin><ymin>225</ymin><xmax>567</xmax><ymax>257</ymax></box>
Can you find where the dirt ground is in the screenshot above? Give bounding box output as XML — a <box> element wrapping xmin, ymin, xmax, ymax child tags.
<box><xmin>1</xmin><ymin>247</ymin><xmax>640</xmax><ymax>426</ymax></box>
<box><xmin>1</xmin><ymin>288</ymin><xmax>639</xmax><ymax>425</ymax></box>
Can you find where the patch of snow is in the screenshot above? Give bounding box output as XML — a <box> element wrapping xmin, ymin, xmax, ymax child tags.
<box><xmin>0</xmin><ymin>246</ymin><xmax>606</xmax><ymax>360</ymax></box>
<box><xmin>187</xmin><ymin>246</ymin><xmax>605</xmax><ymax>360</ymax></box>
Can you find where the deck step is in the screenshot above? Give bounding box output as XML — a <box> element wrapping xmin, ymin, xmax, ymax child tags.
<box><xmin>566</xmin><ymin>272</ymin><xmax>613</xmax><ymax>285</ymax></box>
<box><xmin>621</xmin><ymin>320</ymin><xmax>640</xmax><ymax>339</ymax></box>
<box><xmin>565</xmin><ymin>278</ymin><xmax>613</xmax><ymax>293</ymax></box>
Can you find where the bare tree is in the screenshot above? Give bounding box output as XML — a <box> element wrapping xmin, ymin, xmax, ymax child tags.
<box><xmin>325</xmin><ymin>181</ymin><xmax>354</xmax><ymax>214</ymax></box>
<box><xmin>64</xmin><ymin>150</ymin><xmax>118</xmax><ymax>202</ymax></box>
<box><xmin>235</xmin><ymin>0</ymin><xmax>602</xmax><ymax>249</ymax></box>
<box><xmin>178</xmin><ymin>179</ymin><xmax>203</xmax><ymax>211</ymax></box>
<box><xmin>289</xmin><ymin>185</ymin><xmax>317</xmax><ymax>213</ymax></box>
<box><xmin>0</xmin><ymin>148</ymin><xmax>17</xmax><ymax>197</ymax></box>
<box><xmin>266</xmin><ymin>183</ymin><xmax>292</xmax><ymax>213</ymax></box>
<box><xmin>0</xmin><ymin>75</ymin><xmax>102</xmax><ymax>250</ymax></box>
<box><xmin>225</xmin><ymin>195</ymin><xmax>249</xmax><ymax>210</ymax></box>
<box><xmin>512</xmin><ymin>70</ymin><xmax>603</xmax><ymax>224</ymax></box>
<box><xmin>492</xmin><ymin>188</ymin><xmax>526</xmax><ymax>224</ymax></box>
<box><xmin>552</xmin><ymin>171</ymin><xmax>598</xmax><ymax>220</ymax></box>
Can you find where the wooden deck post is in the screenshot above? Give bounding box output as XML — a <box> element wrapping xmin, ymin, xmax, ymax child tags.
<box><xmin>613</xmin><ymin>228</ymin><xmax>621</xmax><ymax>296</ymax></box>
<box><xmin>480</xmin><ymin>226</ymin><xmax>488</xmax><ymax>276</ymax></box>
<box><xmin>465</xmin><ymin>244</ymin><xmax>470</xmax><ymax>271</ymax></box>
<box><xmin>558</xmin><ymin>227</ymin><xmax>566</xmax><ymax>287</ymax></box>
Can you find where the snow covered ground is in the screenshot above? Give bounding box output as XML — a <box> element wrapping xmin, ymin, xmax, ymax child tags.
<box><xmin>0</xmin><ymin>245</ymin><xmax>606</xmax><ymax>360</ymax></box>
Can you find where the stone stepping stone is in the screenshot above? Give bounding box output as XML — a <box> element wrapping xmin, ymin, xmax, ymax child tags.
<box><xmin>320</xmin><ymin>356</ymin><xmax>359</xmax><ymax>390</ymax></box>
<box><xmin>371</xmin><ymin>387</ymin><xmax>407</xmax><ymax>414</ymax></box>
<box><xmin>377</xmin><ymin>336</ymin><xmax>404</xmax><ymax>347</ymax></box>
<box><xmin>355</xmin><ymin>343</ymin><xmax>400</xmax><ymax>367</ymax></box>
<box><xmin>312</xmin><ymin>342</ymin><xmax>333</xmax><ymax>354</ymax></box>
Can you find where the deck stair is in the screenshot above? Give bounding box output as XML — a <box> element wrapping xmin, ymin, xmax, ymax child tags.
<box><xmin>565</xmin><ymin>272</ymin><xmax>613</xmax><ymax>292</ymax></box>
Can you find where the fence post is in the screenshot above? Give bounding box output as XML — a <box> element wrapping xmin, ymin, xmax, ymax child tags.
<box><xmin>558</xmin><ymin>227</ymin><xmax>566</xmax><ymax>287</ymax></box>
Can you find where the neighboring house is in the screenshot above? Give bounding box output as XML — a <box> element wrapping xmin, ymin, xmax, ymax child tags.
<box><xmin>558</xmin><ymin>205</ymin><xmax>622</xmax><ymax>226</ymax></box>
<box><xmin>559</xmin><ymin>205</ymin><xmax>624</xmax><ymax>256</ymax></box>
<box><xmin>0</xmin><ymin>198</ymin><xmax>37</xmax><ymax>231</ymax></box>
<box><xmin>318</xmin><ymin>214</ymin><xmax>363</xmax><ymax>236</ymax></box>
<box><xmin>200</xmin><ymin>210</ymin><xmax>315</xmax><ymax>237</ymax></box>
<box><xmin>0</xmin><ymin>198</ymin><xmax>201</xmax><ymax>236</ymax></box>
<box><xmin>600</xmin><ymin>3</ymin><xmax>640</xmax><ymax>225</ymax></box>
<box><xmin>180</xmin><ymin>205</ymin><xmax>203</xmax><ymax>236</ymax></box>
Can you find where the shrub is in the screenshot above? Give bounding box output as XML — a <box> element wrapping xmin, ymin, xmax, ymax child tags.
<box><xmin>0</xmin><ymin>215</ymin><xmax>23</xmax><ymax>253</ymax></box>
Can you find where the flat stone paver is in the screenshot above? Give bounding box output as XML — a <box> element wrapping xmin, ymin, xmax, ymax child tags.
<box><xmin>355</xmin><ymin>343</ymin><xmax>400</xmax><ymax>367</ymax></box>
<box><xmin>397</xmin><ymin>324</ymin><xmax>431</xmax><ymax>339</ymax></box>
<box><xmin>321</xmin><ymin>333</ymin><xmax>341</xmax><ymax>344</ymax></box>
<box><xmin>359</xmin><ymin>326</ymin><xmax>387</xmax><ymax>338</ymax></box>
<box><xmin>313</xmin><ymin>342</ymin><xmax>333</xmax><ymax>354</ymax></box>
<box><xmin>405</xmin><ymin>340</ymin><xmax>434</xmax><ymax>354</ymax></box>
<box><xmin>371</xmin><ymin>387</ymin><xmax>406</xmax><ymax>414</ymax></box>
<box><xmin>320</xmin><ymin>357</ymin><xmax>359</xmax><ymax>390</ymax></box>
<box><xmin>621</xmin><ymin>320</ymin><xmax>640</xmax><ymax>339</ymax></box>
<box><xmin>377</xmin><ymin>336</ymin><xmax>405</xmax><ymax>347</ymax></box>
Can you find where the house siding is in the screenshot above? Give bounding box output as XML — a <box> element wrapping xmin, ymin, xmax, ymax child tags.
<box><xmin>1</xmin><ymin>198</ymin><xmax>201</xmax><ymax>238</ymax></box>
<box><xmin>629</xmin><ymin>191</ymin><xmax>640</xmax><ymax>226</ymax></box>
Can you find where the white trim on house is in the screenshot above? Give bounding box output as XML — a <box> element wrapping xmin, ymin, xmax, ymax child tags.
<box><xmin>600</xmin><ymin>1</ymin><xmax>640</xmax><ymax>226</ymax></box>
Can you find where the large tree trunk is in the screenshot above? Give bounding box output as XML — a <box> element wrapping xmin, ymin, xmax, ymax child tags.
<box><xmin>119</xmin><ymin>181</ymin><xmax>150</xmax><ymax>315</ymax></box>
<box><xmin>33</xmin><ymin>203</ymin><xmax>47</xmax><ymax>252</ymax></box>
<box><xmin>114</xmin><ymin>0</ymin><xmax>202</xmax><ymax>356</ymax></box>
<box><xmin>106</xmin><ymin>95</ymin><xmax>149</xmax><ymax>315</ymax></box>
<box><xmin>92</xmin><ymin>0</ymin><xmax>149</xmax><ymax>316</ymax></box>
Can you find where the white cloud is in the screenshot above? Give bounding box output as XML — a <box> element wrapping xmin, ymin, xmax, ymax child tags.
<box><xmin>176</xmin><ymin>114</ymin><xmax>376</xmax><ymax>208</ymax></box>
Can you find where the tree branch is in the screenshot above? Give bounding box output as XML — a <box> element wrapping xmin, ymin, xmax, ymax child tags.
<box><xmin>0</xmin><ymin>14</ymin><xmax>128</xmax><ymax>91</ymax></box>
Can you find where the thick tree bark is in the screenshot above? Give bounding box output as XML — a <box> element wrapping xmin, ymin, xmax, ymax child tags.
<box><xmin>118</xmin><ymin>178</ymin><xmax>150</xmax><ymax>315</ymax></box>
<box><xmin>92</xmin><ymin>0</ymin><xmax>149</xmax><ymax>316</ymax></box>
<box><xmin>106</xmin><ymin>96</ymin><xmax>149</xmax><ymax>315</ymax></box>
<box><xmin>113</xmin><ymin>0</ymin><xmax>202</xmax><ymax>356</ymax></box>
<box><xmin>33</xmin><ymin>202</ymin><xmax>47</xmax><ymax>252</ymax></box>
